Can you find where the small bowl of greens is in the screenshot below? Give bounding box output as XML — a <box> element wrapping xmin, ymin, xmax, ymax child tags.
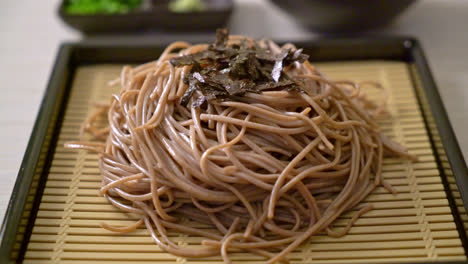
<box><xmin>59</xmin><ymin>0</ymin><xmax>233</xmax><ymax>34</ymax></box>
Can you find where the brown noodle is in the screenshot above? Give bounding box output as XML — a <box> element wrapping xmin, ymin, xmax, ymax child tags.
<box><xmin>66</xmin><ymin>37</ymin><xmax>415</xmax><ymax>264</ymax></box>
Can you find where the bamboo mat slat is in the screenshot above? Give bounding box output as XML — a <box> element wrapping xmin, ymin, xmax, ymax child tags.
<box><xmin>16</xmin><ymin>61</ymin><xmax>467</xmax><ymax>263</ymax></box>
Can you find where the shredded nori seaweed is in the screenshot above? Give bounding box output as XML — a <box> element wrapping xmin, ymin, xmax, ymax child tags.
<box><xmin>170</xmin><ymin>28</ymin><xmax>309</xmax><ymax>108</ymax></box>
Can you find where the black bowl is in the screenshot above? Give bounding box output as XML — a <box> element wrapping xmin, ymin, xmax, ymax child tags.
<box><xmin>270</xmin><ymin>0</ymin><xmax>417</xmax><ymax>33</ymax></box>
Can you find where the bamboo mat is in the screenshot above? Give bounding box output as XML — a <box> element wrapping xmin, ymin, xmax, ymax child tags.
<box><xmin>15</xmin><ymin>61</ymin><xmax>467</xmax><ymax>263</ymax></box>
<box><xmin>410</xmin><ymin>64</ymin><xmax>468</xmax><ymax>250</ymax></box>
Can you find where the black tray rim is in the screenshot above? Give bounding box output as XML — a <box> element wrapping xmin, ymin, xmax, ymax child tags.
<box><xmin>1</xmin><ymin>37</ymin><xmax>468</xmax><ymax>264</ymax></box>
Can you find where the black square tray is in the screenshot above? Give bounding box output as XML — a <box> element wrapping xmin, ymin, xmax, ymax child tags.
<box><xmin>1</xmin><ymin>37</ymin><xmax>468</xmax><ymax>264</ymax></box>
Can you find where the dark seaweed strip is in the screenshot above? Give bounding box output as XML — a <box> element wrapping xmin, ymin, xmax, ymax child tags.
<box><xmin>170</xmin><ymin>28</ymin><xmax>309</xmax><ymax>108</ymax></box>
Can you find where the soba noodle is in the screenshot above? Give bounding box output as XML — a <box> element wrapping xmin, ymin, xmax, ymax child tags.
<box><xmin>66</xmin><ymin>34</ymin><xmax>415</xmax><ymax>264</ymax></box>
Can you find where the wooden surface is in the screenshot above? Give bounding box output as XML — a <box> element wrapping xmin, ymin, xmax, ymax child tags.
<box><xmin>14</xmin><ymin>62</ymin><xmax>466</xmax><ymax>263</ymax></box>
<box><xmin>1</xmin><ymin>0</ymin><xmax>468</xmax><ymax>243</ymax></box>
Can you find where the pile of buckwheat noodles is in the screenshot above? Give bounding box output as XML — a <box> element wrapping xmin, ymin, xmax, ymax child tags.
<box><xmin>66</xmin><ymin>32</ymin><xmax>416</xmax><ymax>264</ymax></box>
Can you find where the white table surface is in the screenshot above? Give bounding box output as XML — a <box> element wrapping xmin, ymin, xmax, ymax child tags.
<box><xmin>1</xmin><ymin>0</ymin><xmax>467</xmax><ymax>227</ymax></box>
